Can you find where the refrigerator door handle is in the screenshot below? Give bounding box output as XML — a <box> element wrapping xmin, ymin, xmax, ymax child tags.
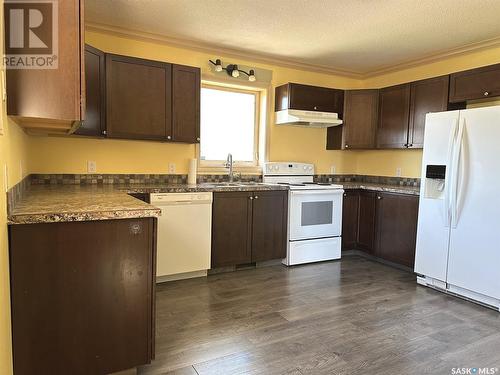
<box><xmin>444</xmin><ymin>118</ymin><xmax>459</xmax><ymax>228</ymax></box>
<box><xmin>451</xmin><ymin>118</ymin><xmax>465</xmax><ymax>228</ymax></box>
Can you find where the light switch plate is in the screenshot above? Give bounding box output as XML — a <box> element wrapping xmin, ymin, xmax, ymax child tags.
<box><xmin>87</xmin><ymin>161</ymin><xmax>97</xmax><ymax>173</ymax></box>
<box><xmin>330</xmin><ymin>165</ymin><xmax>336</xmax><ymax>174</ymax></box>
<box><xmin>396</xmin><ymin>167</ymin><xmax>402</xmax><ymax>177</ymax></box>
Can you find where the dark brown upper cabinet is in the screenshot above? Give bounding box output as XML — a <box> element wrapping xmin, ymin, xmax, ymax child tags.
<box><xmin>377</xmin><ymin>83</ymin><xmax>411</xmax><ymax>149</ymax></box>
<box><xmin>6</xmin><ymin>0</ymin><xmax>84</xmax><ymax>134</ymax></box>
<box><xmin>172</xmin><ymin>64</ymin><xmax>200</xmax><ymax>143</ymax></box>
<box><xmin>275</xmin><ymin>83</ymin><xmax>344</xmax><ymax>113</ymax></box>
<box><xmin>75</xmin><ymin>45</ymin><xmax>106</xmax><ymax>137</ymax></box>
<box><xmin>449</xmin><ymin>63</ymin><xmax>500</xmax><ymax>102</ymax></box>
<box><xmin>106</xmin><ymin>54</ymin><xmax>172</xmax><ymax>141</ymax></box>
<box><xmin>341</xmin><ymin>90</ymin><xmax>379</xmax><ymax>149</ymax></box>
<box><xmin>408</xmin><ymin>75</ymin><xmax>450</xmax><ymax>148</ymax></box>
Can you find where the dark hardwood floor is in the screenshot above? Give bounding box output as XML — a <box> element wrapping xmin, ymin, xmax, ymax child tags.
<box><xmin>139</xmin><ymin>256</ymin><xmax>500</xmax><ymax>375</ymax></box>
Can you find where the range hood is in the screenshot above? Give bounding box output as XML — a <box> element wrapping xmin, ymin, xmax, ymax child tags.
<box><xmin>275</xmin><ymin>109</ymin><xmax>343</xmax><ymax>128</ymax></box>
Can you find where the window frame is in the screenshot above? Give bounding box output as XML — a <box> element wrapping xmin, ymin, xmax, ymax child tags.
<box><xmin>198</xmin><ymin>82</ymin><xmax>261</xmax><ymax>170</ymax></box>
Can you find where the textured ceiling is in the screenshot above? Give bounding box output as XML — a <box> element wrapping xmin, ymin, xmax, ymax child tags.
<box><xmin>85</xmin><ymin>0</ymin><xmax>500</xmax><ymax>75</ymax></box>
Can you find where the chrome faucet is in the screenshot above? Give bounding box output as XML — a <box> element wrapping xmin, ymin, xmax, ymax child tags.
<box><xmin>225</xmin><ymin>153</ymin><xmax>234</xmax><ymax>182</ymax></box>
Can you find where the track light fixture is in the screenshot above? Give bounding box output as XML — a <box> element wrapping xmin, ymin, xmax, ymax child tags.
<box><xmin>209</xmin><ymin>59</ymin><xmax>256</xmax><ymax>82</ymax></box>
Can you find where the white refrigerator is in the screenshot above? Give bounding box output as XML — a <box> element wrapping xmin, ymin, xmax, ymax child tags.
<box><xmin>414</xmin><ymin>105</ymin><xmax>500</xmax><ymax>311</ymax></box>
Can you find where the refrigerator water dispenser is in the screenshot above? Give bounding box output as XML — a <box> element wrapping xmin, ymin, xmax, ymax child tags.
<box><xmin>424</xmin><ymin>165</ymin><xmax>446</xmax><ymax>199</ymax></box>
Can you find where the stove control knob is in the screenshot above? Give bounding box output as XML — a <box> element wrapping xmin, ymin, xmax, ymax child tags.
<box><xmin>308</xmin><ymin>166</ymin><xmax>313</xmax><ymax>170</ymax></box>
<box><xmin>303</xmin><ymin>166</ymin><xmax>307</xmax><ymax>170</ymax></box>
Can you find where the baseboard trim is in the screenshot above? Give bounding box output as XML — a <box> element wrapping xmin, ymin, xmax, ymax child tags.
<box><xmin>342</xmin><ymin>249</ymin><xmax>414</xmax><ymax>273</ymax></box>
<box><xmin>156</xmin><ymin>270</ymin><xmax>207</xmax><ymax>283</ymax></box>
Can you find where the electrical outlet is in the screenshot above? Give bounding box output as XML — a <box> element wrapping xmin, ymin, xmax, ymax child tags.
<box><xmin>168</xmin><ymin>163</ymin><xmax>176</xmax><ymax>174</ymax></box>
<box><xmin>87</xmin><ymin>161</ymin><xmax>97</xmax><ymax>173</ymax></box>
<box><xmin>330</xmin><ymin>165</ymin><xmax>336</xmax><ymax>174</ymax></box>
<box><xmin>396</xmin><ymin>167</ymin><xmax>402</xmax><ymax>177</ymax></box>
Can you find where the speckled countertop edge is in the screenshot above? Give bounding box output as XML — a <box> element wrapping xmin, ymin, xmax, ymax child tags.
<box><xmin>7</xmin><ymin>183</ymin><xmax>289</xmax><ymax>225</ymax></box>
<box><xmin>342</xmin><ymin>182</ymin><xmax>420</xmax><ymax>196</ymax></box>
<box><xmin>7</xmin><ymin>182</ymin><xmax>418</xmax><ymax>225</ymax></box>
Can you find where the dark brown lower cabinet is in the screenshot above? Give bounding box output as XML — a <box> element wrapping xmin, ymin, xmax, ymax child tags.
<box><xmin>212</xmin><ymin>191</ymin><xmax>288</xmax><ymax>267</ymax></box>
<box><xmin>357</xmin><ymin>191</ymin><xmax>376</xmax><ymax>253</ymax></box>
<box><xmin>211</xmin><ymin>192</ymin><xmax>253</xmax><ymax>267</ymax></box>
<box><xmin>341</xmin><ymin>191</ymin><xmax>359</xmax><ymax>250</ymax></box>
<box><xmin>9</xmin><ymin>218</ymin><xmax>157</xmax><ymax>375</ymax></box>
<box><xmin>374</xmin><ymin>192</ymin><xmax>419</xmax><ymax>267</ymax></box>
<box><xmin>251</xmin><ymin>191</ymin><xmax>288</xmax><ymax>262</ymax></box>
<box><xmin>341</xmin><ymin>189</ymin><xmax>418</xmax><ymax>267</ymax></box>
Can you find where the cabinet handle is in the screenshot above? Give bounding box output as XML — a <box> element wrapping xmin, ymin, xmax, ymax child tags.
<box><xmin>343</xmin><ymin>193</ymin><xmax>347</xmax><ymax>197</ymax></box>
<box><xmin>167</xmin><ymin>136</ymin><xmax>171</xmax><ymax>140</ymax></box>
<box><xmin>409</xmin><ymin>143</ymin><xmax>413</xmax><ymax>147</ymax></box>
<box><xmin>403</xmin><ymin>143</ymin><xmax>408</xmax><ymax>147</ymax></box>
<box><xmin>314</xmin><ymin>106</ymin><xmax>318</xmax><ymax>110</ymax></box>
<box><xmin>196</xmin><ymin>137</ymin><xmax>200</xmax><ymax>141</ymax></box>
<box><xmin>249</xmin><ymin>196</ymin><xmax>254</xmax><ymax>200</ymax></box>
<box><xmin>377</xmin><ymin>196</ymin><xmax>382</xmax><ymax>200</ymax></box>
<box><xmin>102</xmin><ymin>130</ymin><xmax>107</xmax><ymax>135</ymax></box>
<box><xmin>345</xmin><ymin>144</ymin><xmax>349</xmax><ymax>149</ymax></box>
<box><xmin>484</xmin><ymin>91</ymin><xmax>490</xmax><ymax>96</ymax></box>
<box><xmin>254</xmin><ymin>196</ymin><xmax>259</xmax><ymax>199</ymax></box>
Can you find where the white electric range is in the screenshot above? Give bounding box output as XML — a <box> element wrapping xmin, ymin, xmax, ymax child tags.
<box><xmin>263</xmin><ymin>162</ymin><xmax>344</xmax><ymax>266</ymax></box>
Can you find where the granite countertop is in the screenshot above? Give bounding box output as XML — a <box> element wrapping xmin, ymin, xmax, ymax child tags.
<box><xmin>118</xmin><ymin>182</ymin><xmax>289</xmax><ymax>194</ymax></box>
<box><xmin>7</xmin><ymin>181</ymin><xmax>418</xmax><ymax>225</ymax></box>
<box><xmin>7</xmin><ymin>183</ymin><xmax>289</xmax><ymax>225</ymax></box>
<box><xmin>342</xmin><ymin>182</ymin><xmax>420</xmax><ymax>196</ymax></box>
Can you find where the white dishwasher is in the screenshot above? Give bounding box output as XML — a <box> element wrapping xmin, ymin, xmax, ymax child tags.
<box><xmin>151</xmin><ymin>192</ymin><xmax>212</xmax><ymax>282</ymax></box>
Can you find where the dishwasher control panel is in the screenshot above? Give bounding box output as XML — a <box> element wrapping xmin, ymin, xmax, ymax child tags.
<box><xmin>150</xmin><ymin>192</ymin><xmax>213</xmax><ymax>204</ymax></box>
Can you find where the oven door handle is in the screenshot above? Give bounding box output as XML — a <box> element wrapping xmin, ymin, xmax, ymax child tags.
<box><xmin>290</xmin><ymin>189</ymin><xmax>345</xmax><ymax>196</ymax></box>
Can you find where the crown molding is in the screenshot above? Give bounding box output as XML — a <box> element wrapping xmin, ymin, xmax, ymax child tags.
<box><xmin>362</xmin><ymin>35</ymin><xmax>500</xmax><ymax>78</ymax></box>
<box><xmin>86</xmin><ymin>22</ymin><xmax>500</xmax><ymax>81</ymax></box>
<box><xmin>85</xmin><ymin>22</ymin><xmax>364</xmax><ymax>79</ymax></box>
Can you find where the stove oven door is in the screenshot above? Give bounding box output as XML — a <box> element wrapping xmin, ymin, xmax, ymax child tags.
<box><xmin>289</xmin><ymin>189</ymin><xmax>343</xmax><ymax>241</ymax></box>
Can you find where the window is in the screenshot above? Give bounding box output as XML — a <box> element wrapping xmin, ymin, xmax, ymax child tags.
<box><xmin>200</xmin><ymin>84</ymin><xmax>260</xmax><ymax>167</ymax></box>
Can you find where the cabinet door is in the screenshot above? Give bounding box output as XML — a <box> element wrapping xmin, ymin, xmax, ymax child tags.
<box><xmin>75</xmin><ymin>45</ymin><xmax>105</xmax><ymax>137</ymax></box>
<box><xmin>408</xmin><ymin>76</ymin><xmax>449</xmax><ymax>148</ymax></box>
<box><xmin>449</xmin><ymin>63</ymin><xmax>500</xmax><ymax>102</ymax></box>
<box><xmin>374</xmin><ymin>193</ymin><xmax>419</xmax><ymax>267</ymax></box>
<box><xmin>212</xmin><ymin>192</ymin><xmax>253</xmax><ymax>267</ymax></box>
<box><xmin>251</xmin><ymin>191</ymin><xmax>288</xmax><ymax>262</ymax></box>
<box><xmin>6</xmin><ymin>0</ymin><xmax>84</xmax><ymax>127</ymax></box>
<box><xmin>357</xmin><ymin>190</ymin><xmax>376</xmax><ymax>253</ymax></box>
<box><xmin>341</xmin><ymin>190</ymin><xmax>359</xmax><ymax>250</ymax></box>
<box><xmin>343</xmin><ymin>90</ymin><xmax>379</xmax><ymax>149</ymax></box>
<box><xmin>106</xmin><ymin>54</ymin><xmax>172</xmax><ymax>141</ymax></box>
<box><xmin>287</xmin><ymin>83</ymin><xmax>344</xmax><ymax>112</ymax></box>
<box><xmin>172</xmin><ymin>65</ymin><xmax>200</xmax><ymax>143</ymax></box>
<box><xmin>377</xmin><ymin>84</ymin><xmax>411</xmax><ymax>149</ymax></box>
<box><xmin>9</xmin><ymin>218</ymin><xmax>155</xmax><ymax>375</ymax></box>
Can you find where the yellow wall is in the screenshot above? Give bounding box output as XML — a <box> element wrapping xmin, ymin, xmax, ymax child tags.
<box><xmin>26</xmin><ymin>31</ymin><xmax>500</xmax><ymax>178</ymax></box>
<box><xmin>0</xmin><ymin>120</ymin><xmax>29</xmax><ymax>375</ymax></box>
<box><xmin>27</xmin><ymin>30</ymin><xmax>362</xmax><ymax>175</ymax></box>
<box><xmin>350</xmin><ymin>45</ymin><xmax>500</xmax><ymax>177</ymax></box>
